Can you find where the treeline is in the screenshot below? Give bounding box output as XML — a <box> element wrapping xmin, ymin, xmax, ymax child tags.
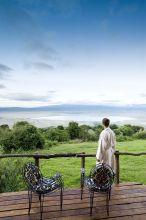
<box><xmin>0</xmin><ymin>121</ymin><xmax>146</xmax><ymax>153</ymax></box>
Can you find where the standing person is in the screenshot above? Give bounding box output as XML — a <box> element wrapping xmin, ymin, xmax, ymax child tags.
<box><xmin>96</xmin><ymin>118</ymin><xmax>116</xmax><ymax>170</ymax></box>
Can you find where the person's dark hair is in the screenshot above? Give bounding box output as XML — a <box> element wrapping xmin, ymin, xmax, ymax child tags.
<box><xmin>102</xmin><ymin>118</ymin><xmax>110</xmax><ymax>127</ymax></box>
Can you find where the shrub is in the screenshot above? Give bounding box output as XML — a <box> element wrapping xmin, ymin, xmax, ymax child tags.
<box><xmin>44</xmin><ymin>140</ymin><xmax>58</xmax><ymax>148</ymax></box>
<box><xmin>79</xmin><ymin>125</ymin><xmax>89</xmax><ymax>141</ymax></box>
<box><xmin>117</xmin><ymin>124</ymin><xmax>144</xmax><ymax>137</ymax></box>
<box><xmin>131</xmin><ymin>125</ymin><xmax>144</xmax><ymax>133</ymax></box>
<box><xmin>134</xmin><ymin>131</ymin><xmax>146</xmax><ymax>139</ymax></box>
<box><xmin>57</xmin><ymin>125</ymin><xmax>64</xmax><ymax>130</ymax></box>
<box><xmin>87</xmin><ymin>129</ymin><xmax>97</xmax><ymax>141</ymax></box>
<box><xmin>116</xmin><ymin>134</ymin><xmax>128</xmax><ymax>142</ymax></box>
<box><xmin>93</xmin><ymin>129</ymin><xmax>102</xmax><ymax>141</ymax></box>
<box><xmin>0</xmin><ymin>129</ymin><xmax>15</xmax><ymax>153</ymax></box>
<box><xmin>110</xmin><ymin>124</ymin><xmax>119</xmax><ymax>130</ymax></box>
<box><xmin>0</xmin><ymin>122</ymin><xmax>44</xmax><ymax>152</ymax></box>
<box><xmin>118</xmin><ymin>125</ymin><xmax>135</xmax><ymax>136</ymax></box>
<box><xmin>0</xmin><ymin>158</ymin><xmax>26</xmax><ymax>192</ymax></box>
<box><xmin>13</xmin><ymin>121</ymin><xmax>30</xmax><ymax>128</ymax></box>
<box><xmin>12</xmin><ymin>124</ymin><xmax>44</xmax><ymax>151</ymax></box>
<box><xmin>0</xmin><ymin>124</ymin><xmax>9</xmax><ymax>130</ymax></box>
<box><xmin>67</xmin><ymin>122</ymin><xmax>79</xmax><ymax>139</ymax></box>
<box><xmin>45</xmin><ymin>128</ymin><xmax>69</xmax><ymax>142</ymax></box>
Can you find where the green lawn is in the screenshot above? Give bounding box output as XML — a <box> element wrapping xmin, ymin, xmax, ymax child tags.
<box><xmin>1</xmin><ymin>140</ymin><xmax>146</xmax><ymax>192</ymax></box>
<box><xmin>36</xmin><ymin>140</ymin><xmax>146</xmax><ymax>187</ymax></box>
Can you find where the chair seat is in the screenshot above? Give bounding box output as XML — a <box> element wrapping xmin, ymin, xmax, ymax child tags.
<box><xmin>85</xmin><ymin>177</ymin><xmax>111</xmax><ymax>192</ymax></box>
<box><xmin>31</xmin><ymin>176</ymin><xmax>61</xmax><ymax>194</ymax></box>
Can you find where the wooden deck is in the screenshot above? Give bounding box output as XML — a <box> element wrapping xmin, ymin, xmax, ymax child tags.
<box><xmin>1</xmin><ymin>183</ymin><xmax>146</xmax><ymax>219</ymax></box>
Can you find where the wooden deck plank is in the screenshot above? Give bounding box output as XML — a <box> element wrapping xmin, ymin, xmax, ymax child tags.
<box><xmin>1</xmin><ymin>193</ymin><xmax>146</xmax><ymax>213</ymax></box>
<box><xmin>1</xmin><ymin>183</ymin><xmax>146</xmax><ymax>219</ymax></box>
<box><xmin>2</xmin><ymin>191</ymin><xmax>146</xmax><ymax>212</ymax></box>
<box><xmin>0</xmin><ymin>182</ymin><xmax>142</xmax><ymax>198</ymax></box>
<box><xmin>0</xmin><ymin>184</ymin><xmax>145</xmax><ymax>204</ymax></box>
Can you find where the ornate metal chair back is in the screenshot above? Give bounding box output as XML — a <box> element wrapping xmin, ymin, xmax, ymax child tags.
<box><xmin>90</xmin><ymin>163</ymin><xmax>114</xmax><ymax>190</ymax></box>
<box><xmin>23</xmin><ymin>163</ymin><xmax>41</xmax><ymax>186</ymax></box>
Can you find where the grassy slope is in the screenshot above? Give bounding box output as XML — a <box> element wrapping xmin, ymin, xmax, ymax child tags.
<box><xmin>37</xmin><ymin>140</ymin><xmax>146</xmax><ymax>187</ymax></box>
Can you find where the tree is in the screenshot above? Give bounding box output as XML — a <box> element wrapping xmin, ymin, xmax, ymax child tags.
<box><xmin>0</xmin><ymin>124</ymin><xmax>9</xmax><ymax>130</ymax></box>
<box><xmin>67</xmin><ymin>122</ymin><xmax>79</xmax><ymax>139</ymax></box>
<box><xmin>118</xmin><ymin>125</ymin><xmax>135</xmax><ymax>136</ymax></box>
<box><xmin>0</xmin><ymin>122</ymin><xmax>44</xmax><ymax>152</ymax></box>
<box><xmin>134</xmin><ymin>131</ymin><xmax>146</xmax><ymax>139</ymax></box>
<box><xmin>45</xmin><ymin>128</ymin><xmax>69</xmax><ymax>142</ymax></box>
<box><xmin>94</xmin><ymin>125</ymin><xmax>103</xmax><ymax>140</ymax></box>
<box><xmin>131</xmin><ymin>125</ymin><xmax>144</xmax><ymax>133</ymax></box>
<box><xmin>12</xmin><ymin>124</ymin><xmax>44</xmax><ymax>150</ymax></box>
<box><xmin>110</xmin><ymin>124</ymin><xmax>119</xmax><ymax>130</ymax></box>
<box><xmin>79</xmin><ymin>125</ymin><xmax>89</xmax><ymax>141</ymax></box>
<box><xmin>87</xmin><ymin>129</ymin><xmax>97</xmax><ymax>141</ymax></box>
<box><xmin>57</xmin><ymin>125</ymin><xmax>64</xmax><ymax>130</ymax></box>
<box><xmin>13</xmin><ymin>121</ymin><xmax>30</xmax><ymax>128</ymax></box>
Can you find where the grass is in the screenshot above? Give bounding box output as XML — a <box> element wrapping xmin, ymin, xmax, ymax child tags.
<box><xmin>37</xmin><ymin>140</ymin><xmax>146</xmax><ymax>187</ymax></box>
<box><xmin>1</xmin><ymin>139</ymin><xmax>146</xmax><ymax>191</ymax></box>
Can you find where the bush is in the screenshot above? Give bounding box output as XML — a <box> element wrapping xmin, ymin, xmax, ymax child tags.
<box><xmin>118</xmin><ymin>125</ymin><xmax>135</xmax><ymax>136</ymax></box>
<box><xmin>0</xmin><ymin>124</ymin><xmax>9</xmax><ymax>130</ymax></box>
<box><xmin>79</xmin><ymin>125</ymin><xmax>90</xmax><ymax>141</ymax></box>
<box><xmin>0</xmin><ymin>158</ymin><xmax>26</xmax><ymax>192</ymax></box>
<box><xmin>134</xmin><ymin>131</ymin><xmax>146</xmax><ymax>139</ymax></box>
<box><xmin>12</xmin><ymin>124</ymin><xmax>44</xmax><ymax>151</ymax></box>
<box><xmin>87</xmin><ymin>129</ymin><xmax>97</xmax><ymax>141</ymax></box>
<box><xmin>0</xmin><ymin>122</ymin><xmax>44</xmax><ymax>152</ymax></box>
<box><xmin>116</xmin><ymin>134</ymin><xmax>128</xmax><ymax>142</ymax></box>
<box><xmin>0</xmin><ymin>129</ymin><xmax>15</xmax><ymax>153</ymax></box>
<box><xmin>130</xmin><ymin>125</ymin><xmax>144</xmax><ymax>133</ymax></box>
<box><xmin>57</xmin><ymin>125</ymin><xmax>64</xmax><ymax>130</ymax></box>
<box><xmin>67</xmin><ymin>122</ymin><xmax>79</xmax><ymax>139</ymax></box>
<box><xmin>13</xmin><ymin>121</ymin><xmax>30</xmax><ymax>128</ymax></box>
<box><xmin>45</xmin><ymin>128</ymin><xmax>69</xmax><ymax>142</ymax></box>
<box><xmin>110</xmin><ymin>124</ymin><xmax>119</xmax><ymax>130</ymax></box>
<box><xmin>91</xmin><ymin>125</ymin><xmax>102</xmax><ymax>141</ymax></box>
<box><xmin>117</xmin><ymin>124</ymin><xmax>144</xmax><ymax>137</ymax></box>
<box><xmin>44</xmin><ymin>140</ymin><xmax>58</xmax><ymax>148</ymax></box>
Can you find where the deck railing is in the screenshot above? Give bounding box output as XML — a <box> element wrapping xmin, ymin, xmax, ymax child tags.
<box><xmin>114</xmin><ymin>150</ymin><xmax>146</xmax><ymax>184</ymax></box>
<box><xmin>0</xmin><ymin>152</ymin><xmax>95</xmax><ymax>167</ymax></box>
<box><xmin>1</xmin><ymin>151</ymin><xmax>146</xmax><ymax>185</ymax></box>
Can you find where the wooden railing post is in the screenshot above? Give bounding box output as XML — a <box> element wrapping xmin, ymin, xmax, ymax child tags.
<box><xmin>34</xmin><ymin>152</ymin><xmax>39</xmax><ymax>167</ymax></box>
<box><xmin>81</xmin><ymin>152</ymin><xmax>85</xmax><ymax>170</ymax></box>
<box><xmin>80</xmin><ymin>152</ymin><xmax>85</xmax><ymax>199</ymax></box>
<box><xmin>115</xmin><ymin>150</ymin><xmax>120</xmax><ymax>184</ymax></box>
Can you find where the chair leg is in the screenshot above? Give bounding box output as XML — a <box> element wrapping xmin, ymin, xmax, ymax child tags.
<box><xmin>60</xmin><ymin>187</ymin><xmax>63</xmax><ymax>210</ymax></box>
<box><xmin>90</xmin><ymin>191</ymin><xmax>94</xmax><ymax>216</ymax></box>
<box><xmin>28</xmin><ymin>190</ymin><xmax>32</xmax><ymax>214</ymax></box>
<box><xmin>81</xmin><ymin>187</ymin><xmax>83</xmax><ymax>200</ymax></box>
<box><xmin>39</xmin><ymin>194</ymin><xmax>44</xmax><ymax>220</ymax></box>
<box><xmin>106</xmin><ymin>191</ymin><xmax>109</xmax><ymax>216</ymax></box>
<box><xmin>80</xmin><ymin>171</ymin><xmax>84</xmax><ymax>200</ymax></box>
<box><xmin>109</xmin><ymin>189</ymin><xmax>111</xmax><ymax>200</ymax></box>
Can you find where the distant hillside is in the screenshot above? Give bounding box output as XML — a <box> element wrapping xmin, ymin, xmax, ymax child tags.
<box><xmin>0</xmin><ymin>104</ymin><xmax>146</xmax><ymax>112</ymax></box>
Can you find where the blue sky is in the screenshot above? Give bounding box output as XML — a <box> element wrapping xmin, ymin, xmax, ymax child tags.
<box><xmin>0</xmin><ymin>0</ymin><xmax>146</xmax><ymax>107</ymax></box>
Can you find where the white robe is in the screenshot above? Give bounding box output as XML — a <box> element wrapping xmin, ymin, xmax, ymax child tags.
<box><xmin>96</xmin><ymin>127</ymin><xmax>116</xmax><ymax>170</ymax></box>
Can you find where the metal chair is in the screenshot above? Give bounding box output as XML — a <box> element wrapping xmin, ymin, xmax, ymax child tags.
<box><xmin>81</xmin><ymin>163</ymin><xmax>115</xmax><ymax>216</ymax></box>
<box><xmin>23</xmin><ymin>163</ymin><xmax>63</xmax><ymax>220</ymax></box>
